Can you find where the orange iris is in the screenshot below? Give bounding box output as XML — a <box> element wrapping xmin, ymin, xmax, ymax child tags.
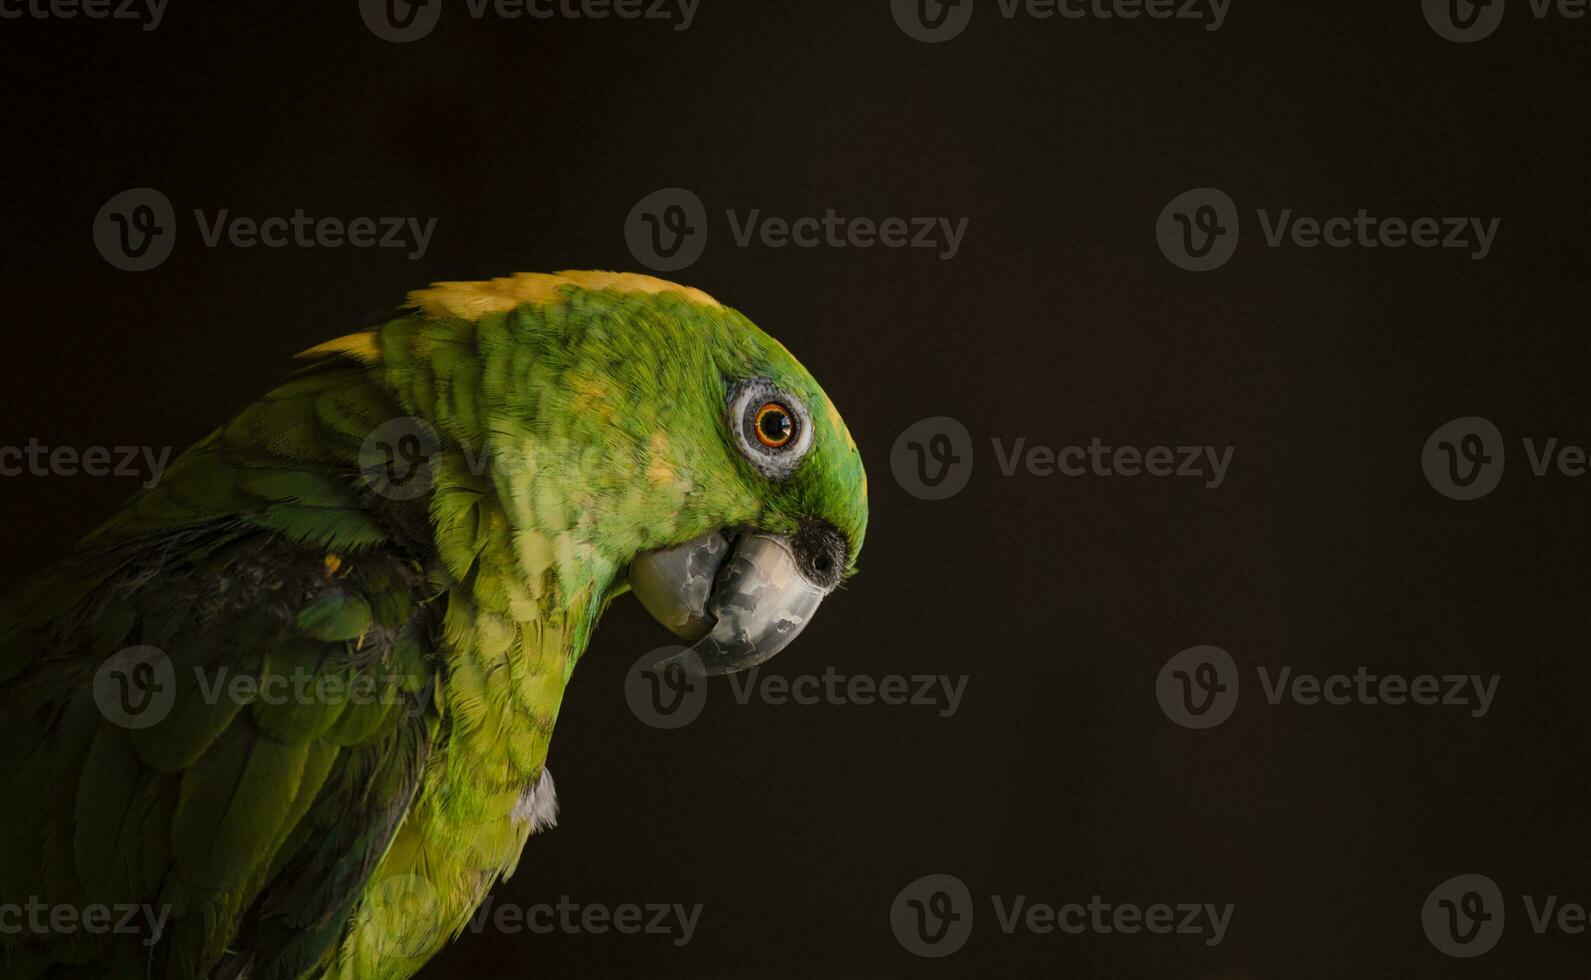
<box><xmin>754</xmin><ymin>402</ymin><xmax>794</xmax><ymax>448</ymax></box>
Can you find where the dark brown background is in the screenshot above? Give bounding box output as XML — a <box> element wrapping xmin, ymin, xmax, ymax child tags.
<box><xmin>3</xmin><ymin>1</ymin><xmax>1591</xmax><ymax>976</ymax></box>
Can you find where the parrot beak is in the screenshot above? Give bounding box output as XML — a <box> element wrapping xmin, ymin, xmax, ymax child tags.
<box><xmin>629</xmin><ymin>528</ymin><xmax>841</xmax><ymax>676</ymax></box>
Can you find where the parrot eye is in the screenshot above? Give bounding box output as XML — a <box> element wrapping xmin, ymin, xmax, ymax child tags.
<box><xmin>729</xmin><ymin>379</ymin><xmax>813</xmax><ymax>479</ymax></box>
<box><xmin>754</xmin><ymin>403</ymin><xmax>794</xmax><ymax>448</ymax></box>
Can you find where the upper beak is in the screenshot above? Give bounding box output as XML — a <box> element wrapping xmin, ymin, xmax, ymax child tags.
<box><xmin>629</xmin><ymin>528</ymin><xmax>841</xmax><ymax>676</ymax></box>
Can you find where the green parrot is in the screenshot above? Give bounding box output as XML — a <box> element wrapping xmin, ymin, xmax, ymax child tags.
<box><xmin>0</xmin><ymin>271</ymin><xmax>868</xmax><ymax>979</ymax></box>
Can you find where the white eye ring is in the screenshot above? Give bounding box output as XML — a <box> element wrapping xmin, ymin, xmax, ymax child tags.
<box><xmin>728</xmin><ymin>378</ymin><xmax>814</xmax><ymax>480</ymax></box>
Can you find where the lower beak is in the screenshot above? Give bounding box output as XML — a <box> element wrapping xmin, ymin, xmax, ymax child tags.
<box><xmin>630</xmin><ymin>530</ymin><xmax>832</xmax><ymax>676</ymax></box>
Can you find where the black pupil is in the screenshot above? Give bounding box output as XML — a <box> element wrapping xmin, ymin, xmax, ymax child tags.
<box><xmin>760</xmin><ymin>407</ymin><xmax>792</xmax><ymax>443</ymax></box>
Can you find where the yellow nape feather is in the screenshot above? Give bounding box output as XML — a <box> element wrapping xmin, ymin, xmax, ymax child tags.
<box><xmin>296</xmin><ymin>271</ymin><xmax>719</xmax><ymax>364</ymax></box>
<box><xmin>296</xmin><ymin>331</ymin><xmax>381</xmax><ymax>363</ymax></box>
<box><xmin>407</xmin><ymin>270</ymin><xmax>720</xmax><ymax>321</ymax></box>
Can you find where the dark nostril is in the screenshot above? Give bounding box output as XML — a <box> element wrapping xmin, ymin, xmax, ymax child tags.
<box><xmin>793</xmin><ymin>521</ymin><xmax>847</xmax><ymax>590</ymax></box>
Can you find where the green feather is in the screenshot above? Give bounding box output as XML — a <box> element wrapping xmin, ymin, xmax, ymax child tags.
<box><xmin>172</xmin><ymin>722</ymin><xmax>310</xmax><ymax>895</ymax></box>
<box><xmin>1</xmin><ymin>272</ymin><xmax>869</xmax><ymax>980</ymax></box>
<box><xmin>295</xmin><ymin>590</ymin><xmax>373</xmax><ymax>642</ymax></box>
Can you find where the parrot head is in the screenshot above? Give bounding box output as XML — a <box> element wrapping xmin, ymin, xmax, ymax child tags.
<box><xmin>619</xmin><ymin>303</ymin><xmax>869</xmax><ymax>676</ymax></box>
<box><xmin>347</xmin><ymin>271</ymin><xmax>869</xmax><ymax>675</ymax></box>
